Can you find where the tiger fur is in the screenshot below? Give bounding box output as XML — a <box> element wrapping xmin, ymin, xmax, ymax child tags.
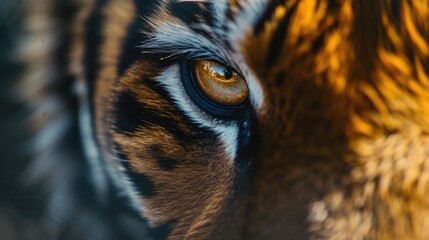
<box><xmin>1</xmin><ymin>0</ymin><xmax>429</xmax><ymax>239</ymax></box>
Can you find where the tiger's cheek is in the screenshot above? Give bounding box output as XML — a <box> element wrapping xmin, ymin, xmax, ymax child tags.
<box><xmin>102</xmin><ymin>61</ymin><xmax>236</xmax><ymax>238</ymax></box>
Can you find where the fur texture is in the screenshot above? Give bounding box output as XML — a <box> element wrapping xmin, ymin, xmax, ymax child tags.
<box><xmin>1</xmin><ymin>0</ymin><xmax>429</xmax><ymax>239</ymax></box>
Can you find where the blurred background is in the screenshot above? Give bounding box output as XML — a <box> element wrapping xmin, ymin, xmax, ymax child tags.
<box><xmin>0</xmin><ymin>1</ymin><xmax>148</xmax><ymax>239</ymax></box>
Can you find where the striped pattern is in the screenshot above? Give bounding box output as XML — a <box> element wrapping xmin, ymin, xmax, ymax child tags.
<box><xmin>72</xmin><ymin>1</ymin><xmax>255</xmax><ymax>239</ymax></box>
<box><xmin>1</xmin><ymin>0</ymin><xmax>429</xmax><ymax>239</ymax></box>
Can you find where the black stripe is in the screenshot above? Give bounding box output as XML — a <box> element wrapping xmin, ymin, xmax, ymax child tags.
<box><xmin>116</xmin><ymin>145</ymin><xmax>157</xmax><ymax>198</ymax></box>
<box><xmin>225</xmin><ymin>3</ymin><xmax>236</xmax><ymax>25</ymax></box>
<box><xmin>310</xmin><ymin>34</ymin><xmax>326</xmax><ymax>54</ymax></box>
<box><xmin>167</xmin><ymin>1</ymin><xmax>214</xmax><ymax>26</ymax></box>
<box><xmin>266</xmin><ymin>2</ymin><xmax>297</xmax><ymax>68</ymax></box>
<box><xmin>112</xmin><ymin>63</ymin><xmax>221</xmax><ymax>147</ymax></box>
<box><xmin>352</xmin><ymin>1</ymin><xmax>382</xmax><ymax>77</ymax></box>
<box><xmin>117</xmin><ymin>0</ymin><xmax>161</xmax><ymax>76</ymax></box>
<box><xmin>147</xmin><ymin>82</ymin><xmax>220</xmax><ymax>148</ymax></box>
<box><xmin>234</xmin><ymin>110</ymin><xmax>258</xmax><ymax>177</ymax></box>
<box><xmin>147</xmin><ymin>219</ymin><xmax>177</xmax><ymax>240</ymax></box>
<box><xmin>117</xmin><ymin>16</ymin><xmax>142</xmax><ymax>77</ymax></box>
<box><xmin>84</xmin><ymin>0</ymin><xmax>108</xmax><ymax>106</ymax></box>
<box><xmin>113</xmin><ymin>90</ymin><xmax>146</xmax><ymax>133</ymax></box>
<box><xmin>166</xmin><ymin>1</ymin><xmax>218</xmax><ymax>43</ymax></box>
<box><xmin>254</xmin><ymin>0</ymin><xmax>287</xmax><ymax>35</ymax></box>
<box><xmin>53</xmin><ymin>0</ymin><xmax>81</xmax><ymax>105</ymax></box>
<box><xmin>226</xmin><ymin>0</ymin><xmax>244</xmax><ymax>23</ymax></box>
<box><xmin>149</xmin><ymin>144</ymin><xmax>179</xmax><ymax>171</ymax></box>
<box><xmin>113</xmin><ymin>90</ymin><xmax>201</xmax><ymax>144</ymax></box>
<box><xmin>204</xmin><ymin>3</ymin><xmax>217</xmax><ymax>27</ymax></box>
<box><xmin>113</xmin><ymin>143</ymin><xmax>160</xmax><ymax>212</ymax></box>
<box><xmin>167</xmin><ymin>1</ymin><xmax>208</xmax><ymax>25</ymax></box>
<box><xmin>391</xmin><ymin>0</ymin><xmax>401</xmax><ymax>21</ymax></box>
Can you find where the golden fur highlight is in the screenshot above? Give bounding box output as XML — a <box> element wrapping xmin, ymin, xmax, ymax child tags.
<box><xmin>3</xmin><ymin>0</ymin><xmax>429</xmax><ymax>239</ymax></box>
<box><xmin>239</xmin><ymin>0</ymin><xmax>429</xmax><ymax>239</ymax></box>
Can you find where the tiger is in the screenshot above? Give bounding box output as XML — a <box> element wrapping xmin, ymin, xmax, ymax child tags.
<box><xmin>1</xmin><ymin>0</ymin><xmax>429</xmax><ymax>239</ymax></box>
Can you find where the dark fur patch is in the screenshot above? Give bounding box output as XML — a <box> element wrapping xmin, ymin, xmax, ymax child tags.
<box><xmin>129</xmin><ymin>172</ymin><xmax>157</xmax><ymax>198</ymax></box>
<box><xmin>149</xmin><ymin>144</ymin><xmax>179</xmax><ymax>171</ymax></box>
<box><xmin>275</xmin><ymin>71</ymin><xmax>285</xmax><ymax>87</ymax></box>
<box><xmin>84</xmin><ymin>0</ymin><xmax>108</xmax><ymax>107</ymax></box>
<box><xmin>234</xmin><ymin>110</ymin><xmax>258</xmax><ymax>179</ymax></box>
<box><xmin>114</xmin><ymin>90</ymin><xmax>145</xmax><ymax>134</ymax></box>
<box><xmin>266</xmin><ymin>2</ymin><xmax>297</xmax><ymax>68</ymax></box>
<box><xmin>167</xmin><ymin>2</ymin><xmax>211</xmax><ymax>26</ymax></box>
<box><xmin>147</xmin><ymin>219</ymin><xmax>177</xmax><ymax>240</ymax></box>
<box><xmin>114</xmin><ymin>141</ymin><xmax>157</xmax><ymax>198</ymax></box>
<box><xmin>117</xmin><ymin>0</ymin><xmax>161</xmax><ymax>77</ymax></box>
<box><xmin>120</xmin><ymin>156</ymin><xmax>157</xmax><ymax>198</ymax></box>
<box><xmin>114</xmin><ymin>88</ymin><xmax>197</xmax><ymax>142</ymax></box>
<box><xmin>117</xmin><ymin>17</ymin><xmax>143</xmax><ymax>77</ymax></box>
<box><xmin>310</xmin><ymin>34</ymin><xmax>326</xmax><ymax>54</ymax></box>
<box><xmin>254</xmin><ymin>0</ymin><xmax>287</xmax><ymax>34</ymax></box>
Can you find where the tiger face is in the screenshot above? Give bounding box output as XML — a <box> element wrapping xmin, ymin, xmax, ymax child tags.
<box><xmin>66</xmin><ymin>0</ymin><xmax>429</xmax><ymax>239</ymax></box>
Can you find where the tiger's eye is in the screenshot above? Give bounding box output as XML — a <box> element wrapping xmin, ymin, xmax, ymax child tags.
<box><xmin>194</xmin><ymin>60</ymin><xmax>249</xmax><ymax>106</ymax></box>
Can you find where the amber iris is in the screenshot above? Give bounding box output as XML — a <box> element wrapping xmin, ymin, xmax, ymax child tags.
<box><xmin>194</xmin><ymin>60</ymin><xmax>249</xmax><ymax>106</ymax></box>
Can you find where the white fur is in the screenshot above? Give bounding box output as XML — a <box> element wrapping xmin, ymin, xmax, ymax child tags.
<box><xmin>137</xmin><ymin>0</ymin><xmax>270</xmax><ymax>160</ymax></box>
<box><xmin>210</xmin><ymin>0</ymin><xmax>229</xmax><ymax>30</ymax></box>
<box><xmin>142</xmin><ymin>0</ymin><xmax>266</xmax><ymax>112</ymax></box>
<box><xmin>141</xmin><ymin>19</ymin><xmax>233</xmax><ymax>65</ymax></box>
<box><xmin>75</xmin><ymin>78</ymin><xmax>145</xmax><ymax>215</ymax></box>
<box><xmin>227</xmin><ymin>0</ymin><xmax>267</xmax><ymax>111</ymax></box>
<box><xmin>156</xmin><ymin>66</ymin><xmax>239</xmax><ymax>162</ymax></box>
<box><xmin>74</xmin><ymin>79</ymin><xmax>108</xmax><ymax>199</ymax></box>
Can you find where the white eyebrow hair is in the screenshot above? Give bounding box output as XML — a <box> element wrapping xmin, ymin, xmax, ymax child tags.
<box><xmin>139</xmin><ymin>15</ymin><xmax>237</xmax><ymax>66</ymax></box>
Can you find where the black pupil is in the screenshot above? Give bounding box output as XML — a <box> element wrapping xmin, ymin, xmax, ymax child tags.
<box><xmin>223</xmin><ymin>67</ymin><xmax>233</xmax><ymax>79</ymax></box>
<box><xmin>211</xmin><ymin>65</ymin><xmax>234</xmax><ymax>80</ymax></box>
